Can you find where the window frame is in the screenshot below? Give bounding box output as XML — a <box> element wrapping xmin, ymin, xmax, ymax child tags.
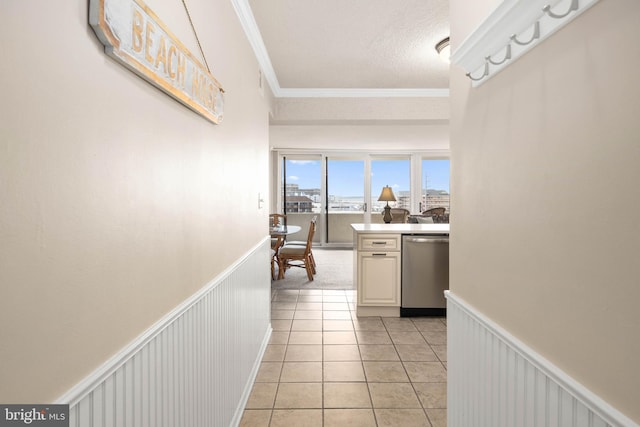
<box><xmin>273</xmin><ymin>150</ymin><xmax>450</xmax><ymax>246</ymax></box>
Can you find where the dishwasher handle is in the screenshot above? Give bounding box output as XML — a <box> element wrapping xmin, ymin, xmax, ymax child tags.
<box><xmin>405</xmin><ymin>237</ymin><xmax>449</xmax><ymax>244</ymax></box>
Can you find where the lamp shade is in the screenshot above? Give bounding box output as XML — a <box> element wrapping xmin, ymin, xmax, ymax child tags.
<box><xmin>378</xmin><ymin>186</ymin><xmax>396</xmax><ymax>202</ymax></box>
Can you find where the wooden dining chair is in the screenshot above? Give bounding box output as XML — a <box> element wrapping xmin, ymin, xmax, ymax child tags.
<box><xmin>277</xmin><ymin>219</ymin><xmax>316</xmax><ymax>281</ymax></box>
<box><xmin>270</xmin><ymin>213</ymin><xmax>287</xmax><ymax>251</ymax></box>
<box><xmin>421</xmin><ymin>207</ymin><xmax>447</xmax><ymax>223</ymax></box>
<box><xmin>271</xmin><ymin>247</ymin><xmax>277</xmax><ymax>280</ymax></box>
<box><xmin>422</xmin><ymin>207</ymin><xmax>446</xmax><ymax>217</ymax></box>
<box><xmin>283</xmin><ymin>215</ymin><xmax>317</xmax><ymax>270</ymax></box>
<box><xmin>270</xmin><ymin>235</ymin><xmax>284</xmax><ymax>280</ymax></box>
<box><xmin>389</xmin><ymin>208</ymin><xmax>410</xmax><ymax>223</ymax></box>
<box><xmin>269</xmin><ymin>213</ymin><xmax>287</xmax><ymax>227</ymax></box>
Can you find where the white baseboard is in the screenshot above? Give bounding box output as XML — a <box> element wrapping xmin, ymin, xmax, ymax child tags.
<box><xmin>230</xmin><ymin>326</ymin><xmax>272</xmax><ymax>427</ymax></box>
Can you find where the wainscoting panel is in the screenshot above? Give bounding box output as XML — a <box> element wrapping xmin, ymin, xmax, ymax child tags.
<box><xmin>58</xmin><ymin>239</ymin><xmax>272</xmax><ymax>427</ymax></box>
<box><xmin>446</xmin><ymin>291</ymin><xmax>638</xmax><ymax>427</ymax></box>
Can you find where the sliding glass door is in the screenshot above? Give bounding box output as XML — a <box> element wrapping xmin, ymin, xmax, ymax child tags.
<box><xmin>281</xmin><ymin>155</ymin><xmax>322</xmax><ymax>242</ymax></box>
<box><xmin>326</xmin><ymin>158</ymin><xmax>366</xmax><ymax>244</ymax></box>
<box><xmin>370</xmin><ymin>158</ymin><xmax>410</xmax><ymax>223</ymax></box>
<box><xmin>325</xmin><ymin>156</ymin><xmax>410</xmax><ymax>241</ymax></box>
<box><xmin>421</xmin><ymin>159</ymin><xmax>450</xmax><ymax>217</ymax></box>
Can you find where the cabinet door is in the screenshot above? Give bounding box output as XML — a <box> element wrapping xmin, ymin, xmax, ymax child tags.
<box><xmin>357</xmin><ymin>252</ymin><xmax>401</xmax><ymax>306</ymax></box>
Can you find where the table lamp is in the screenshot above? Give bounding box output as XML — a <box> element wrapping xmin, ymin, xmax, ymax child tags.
<box><xmin>378</xmin><ymin>185</ymin><xmax>396</xmax><ymax>223</ymax></box>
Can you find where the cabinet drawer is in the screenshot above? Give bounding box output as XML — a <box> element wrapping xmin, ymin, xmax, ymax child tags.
<box><xmin>358</xmin><ymin>235</ymin><xmax>400</xmax><ymax>251</ymax></box>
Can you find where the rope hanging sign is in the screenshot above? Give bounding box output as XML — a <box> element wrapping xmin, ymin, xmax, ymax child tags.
<box><xmin>90</xmin><ymin>0</ymin><xmax>224</xmax><ymax>124</ymax></box>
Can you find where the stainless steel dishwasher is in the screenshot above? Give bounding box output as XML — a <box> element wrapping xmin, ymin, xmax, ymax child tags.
<box><xmin>401</xmin><ymin>234</ymin><xmax>449</xmax><ymax>316</ymax></box>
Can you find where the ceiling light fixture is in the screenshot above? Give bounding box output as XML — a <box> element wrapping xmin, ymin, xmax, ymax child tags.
<box><xmin>435</xmin><ymin>37</ymin><xmax>450</xmax><ymax>62</ymax></box>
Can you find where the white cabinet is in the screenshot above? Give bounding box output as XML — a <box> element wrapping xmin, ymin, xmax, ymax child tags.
<box><xmin>358</xmin><ymin>251</ymin><xmax>401</xmax><ymax>305</ymax></box>
<box><xmin>356</xmin><ymin>234</ymin><xmax>401</xmax><ymax>310</ymax></box>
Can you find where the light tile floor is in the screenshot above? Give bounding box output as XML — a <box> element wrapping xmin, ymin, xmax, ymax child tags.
<box><xmin>240</xmin><ymin>289</ymin><xmax>447</xmax><ymax>427</ymax></box>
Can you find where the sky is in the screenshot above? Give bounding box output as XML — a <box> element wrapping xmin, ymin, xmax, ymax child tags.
<box><xmin>284</xmin><ymin>159</ymin><xmax>450</xmax><ymax>197</ymax></box>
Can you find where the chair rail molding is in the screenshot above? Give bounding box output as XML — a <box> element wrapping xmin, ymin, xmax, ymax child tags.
<box><xmin>451</xmin><ymin>0</ymin><xmax>602</xmax><ymax>87</ymax></box>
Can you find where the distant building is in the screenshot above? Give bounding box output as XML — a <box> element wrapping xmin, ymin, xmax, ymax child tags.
<box><xmin>285</xmin><ymin>184</ymin><xmax>321</xmax><ymax>203</ymax></box>
<box><xmin>283</xmin><ymin>184</ymin><xmax>449</xmax><ymax>215</ymax></box>
<box><xmin>396</xmin><ymin>191</ymin><xmax>411</xmax><ymax>210</ymax></box>
<box><xmin>422</xmin><ymin>190</ymin><xmax>450</xmax><ymax>213</ymax></box>
<box><xmin>284</xmin><ymin>195</ymin><xmax>314</xmax><ymax>213</ymax></box>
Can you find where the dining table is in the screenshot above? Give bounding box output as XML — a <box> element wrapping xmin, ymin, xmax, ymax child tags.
<box><xmin>269</xmin><ymin>224</ymin><xmax>301</xmax><ymax>237</ymax></box>
<box><xmin>270</xmin><ymin>224</ymin><xmax>302</xmax><ymax>253</ymax></box>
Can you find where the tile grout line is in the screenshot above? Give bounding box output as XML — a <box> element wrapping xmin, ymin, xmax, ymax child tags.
<box><xmin>262</xmin><ymin>288</ymin><xmax>445</xmax><ymax>426</ymax></box>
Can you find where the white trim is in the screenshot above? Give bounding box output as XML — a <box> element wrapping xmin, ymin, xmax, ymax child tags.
<box><xmin>55</xmin><ymin>237</ymin><xmax>271</xmax><ymax>407</ymax></box>
<box><xmin>451</xmin><ymin>0</ymin><xmax>602</xmax><ymax>86</ymax></box>
<box><xmin>230</xmin><ymin>0</ymin><xmax>449</xmax><ymax>99</ymax></box>
<box><xmin>230</xmin><ymin>326</ymin><xmax>272</xmax><ymax>427</ymax></box>
<box><xmin>229</xmin><ymin>0</ymin><xmax>281</xmax><ymax>95</ymax></box>
<box><xmin>273</xmin><ymin>148</ymin><xmax>451</xmax><ymax>157</ymax></box>
<box><xmin>446</xmin><ymin>290</ymin><xmax>639</xmax><ymax>427</ymax></box>
<box><xmin>277</xmin><ymin>88</ymin><xmax>450</xmax><ymax>98</ymax></box>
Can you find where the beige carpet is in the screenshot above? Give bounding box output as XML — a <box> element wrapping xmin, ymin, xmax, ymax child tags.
<box><xmin>272</xmin><ymin>248</ymin><xmax>354</xmax><ymax>290</ymax></box>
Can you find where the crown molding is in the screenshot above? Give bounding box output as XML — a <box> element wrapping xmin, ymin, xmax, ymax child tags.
<box><xmin>230</xmin><ymin>0</ymin><xmax>449</xmax><ymax>98</ymax></box>
<box><xmin>230</xmin><ymin>0</ymin><xmax>281</xmax><ymax>93</ymax></box>
<box><xmin>451</xmin><ymin>0</ymin><xmax>601</xmax><ymax>86</ymax></box>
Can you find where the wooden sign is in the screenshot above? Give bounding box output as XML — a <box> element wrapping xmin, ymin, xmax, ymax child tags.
<box><xmin>90</xmin><ymin>0</ymin><xmax>224</xmax><ymax>124</ymax></box>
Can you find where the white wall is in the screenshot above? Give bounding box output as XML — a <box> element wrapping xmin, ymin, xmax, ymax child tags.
<box><xmin>450</xmin><ymin>0</ymin><xmax>640</xmax><ymax>422</ymax></box>
<box><xmin>272</xmin><ymin>97</ymin><xmax>450</xmax><ymax>123</ymax></box>
<box><xmin>0</xmin><ymin>0</ymin><xmax>270</xmax><ymax>402</ymax></box>
<box><xmin>270</xmin><ymin>123</ymin><xmax>449</xmax><ymax>151</ymax></box>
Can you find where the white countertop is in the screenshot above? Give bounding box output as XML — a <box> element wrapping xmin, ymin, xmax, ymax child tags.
<box><xmin>351</xmin><ymin>223</ymin><xmax>450</xmax><ymax>234</ymax></box>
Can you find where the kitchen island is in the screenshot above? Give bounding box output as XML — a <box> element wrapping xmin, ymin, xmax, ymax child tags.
<box><xmin>351</xmin><ymin>223</ymin><xmax>450</xmax><ymax>317</ymax></box>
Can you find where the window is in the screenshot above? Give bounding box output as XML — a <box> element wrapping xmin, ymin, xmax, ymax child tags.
<box><xmin>282</xmin><ymin>157</ymin><xmax>321</xmax><ymax>214</ymax></box>
<box><xmin>421</xmin><ymin>159</ymin><xmax>450</xmax><ymax>216</ymax></box>
<box><xmin>275</xmin><ymin>152</ymin><xmax>451</xmax><ymax>245</ymax></box>
<box><xmin>326</xmin><ymin>159</ymin><xmax>365</xmax><ymax>213</ymax></box>
<box><xmin>371</xmin><ymin>158</ymin><xmax>410</xmax><ymax>213</ymax></box>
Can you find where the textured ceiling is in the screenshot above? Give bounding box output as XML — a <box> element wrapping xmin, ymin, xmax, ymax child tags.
<box><xmin>246</xmin><ymin>0</ymin><xmax>450</xmax><ymax>94</ymax></box>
